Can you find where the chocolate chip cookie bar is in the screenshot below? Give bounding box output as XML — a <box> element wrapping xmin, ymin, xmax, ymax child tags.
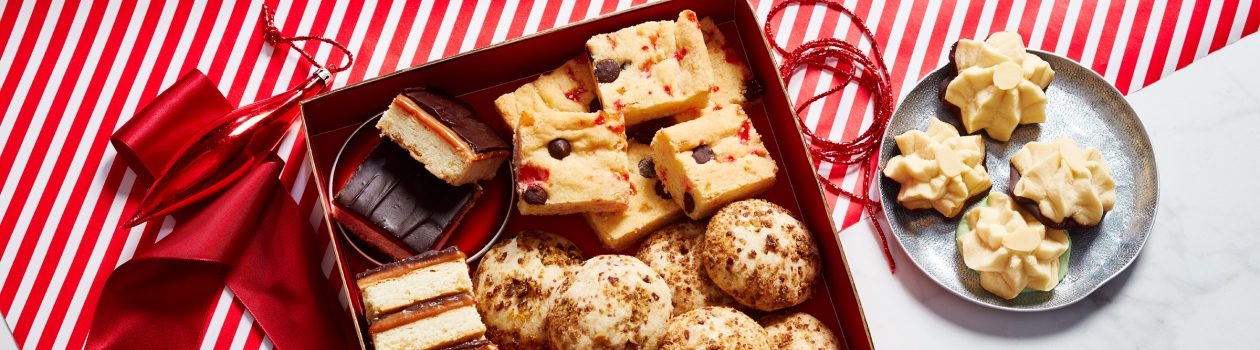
<box><xmin>494</xmin><ymin>56</ymin><xmax>601</xmax><ymax>130</ymax></box>
<box><xmin>514</xmin><ymin>110</ymin><xmax>630</xmax><ymax>215</ymax></box>
<box><xmin>652</xmin><ymin>105</ymin><xmax>777</xmax><ymax>219</ymax></box>
<box><xmin>586</xmin><ymin>10</ymin><xmax>713</xmax><ymax>126</ymax></box>
<box><xmin>582</xmin><ymin>140</ymin><xmax>686</xmax><ymax>251</ymax></box>
<box><xmin>671</xmin><ymin>17</ymin><xmax>763</xmax><ymax>123</ymax></box>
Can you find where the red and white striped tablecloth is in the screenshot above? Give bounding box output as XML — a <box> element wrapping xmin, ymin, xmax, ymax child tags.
<box><xmin>0</xmin><ymin>0</ymin><xmax>1254</xmax><ymax>349</ymax></box>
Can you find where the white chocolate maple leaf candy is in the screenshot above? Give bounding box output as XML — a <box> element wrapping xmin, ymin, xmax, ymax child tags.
<box><xmin>957</xmin><ymin>193</ymin><xmax>1069</xmax><ymax>300</ymax></box>
<box><xmin>1010</xmin><ymin>136</ymin><xmax>1116</xmax><ymax>228</ymax></box>
<box><xmin>882</xmin><ymin>118</ymin><xmax>991</xmax><ymax>217</ymax></box>
<box><xmin>944</xmin><ymin>31</ymin><xmax>1055</xmax><ymax>141</ymax></box>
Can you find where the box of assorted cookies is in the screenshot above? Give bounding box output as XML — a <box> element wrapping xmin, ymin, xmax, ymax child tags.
<box><xmin>299</xmin><ymin>0</ymin><xmax>872</xmax><ymax>349</ymax></box>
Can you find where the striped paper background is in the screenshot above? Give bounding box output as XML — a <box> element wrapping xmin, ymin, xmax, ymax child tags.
<box><xmin>0</xmin><ymin>0</ymin><xmax>1254</xmax><ymax>349</ymax></box>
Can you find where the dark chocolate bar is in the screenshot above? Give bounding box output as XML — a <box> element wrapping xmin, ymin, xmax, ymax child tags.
<box><xmin>334</xmin><ymin>141</ymin><xmax>481</xmax><ymax>260</ymax></box>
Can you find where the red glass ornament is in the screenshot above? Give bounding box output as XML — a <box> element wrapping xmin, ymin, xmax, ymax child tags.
<box><xmin>122</xmin><ymin>69</ymin><xmax>331</xmax><ymax>228</ymax></box>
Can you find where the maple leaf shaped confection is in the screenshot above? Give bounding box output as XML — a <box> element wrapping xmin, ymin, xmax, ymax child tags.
<box><xmin>943</xmin><ymin>32</ymin><xmax>1056</xmax><ymax>141</ymax></box>
<box><xmin>882</xmin><ymin>118</ymin><xmax>991</xmax><ymax>218</ymax></box>
<box><xmin>1009</xmin><ymin>137</ymin><xmax>1117</xmax><ymax>229</ymax></box>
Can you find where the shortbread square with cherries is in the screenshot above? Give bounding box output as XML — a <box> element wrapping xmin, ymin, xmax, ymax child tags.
<box><xmin>652</xmin><ymin>105</ymin><xmax>777</xmax><ymax>219</ymax></box>
<box><xmin>582</xmin><ymin>140</ymin><xmax>686</xmax><ymax>251</ymax></box>
<box><xmin>494</xmin><ymin>56</ymin><xmax>600</xmax><ymax>130</ymax></box>
<box><xmin>585</xmin><ymin>10</ymin><xmax>713</xmax><ymax>126</ymax></box>
<box><xmin>515</xmin><ymin>110</ymin><xmax>630</xmax><ymax>215</ymax></box>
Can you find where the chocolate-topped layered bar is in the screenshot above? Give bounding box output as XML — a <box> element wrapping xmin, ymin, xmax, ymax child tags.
<box><xmin>334</xmin><ymin>141</ymin><xmax>481</xmax><ymax>260</ymax></box>
<box><xmin>377</xmin><ymin>87</ymin><xmax>511</xmax><ymax>186</ymax></box>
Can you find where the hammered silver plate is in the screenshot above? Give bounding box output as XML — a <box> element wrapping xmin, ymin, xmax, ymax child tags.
<box><xmin>878</xmin><ymin>50</ymin><xmax>1159</xmax><ymax>311</ymax></box>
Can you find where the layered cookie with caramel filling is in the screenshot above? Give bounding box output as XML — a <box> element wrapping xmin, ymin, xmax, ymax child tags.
<box><xmin>882</xmin><ymin>118</ymin><xmax>991</xmax><ymax>218</ymax></box>
<box><xmin>651</xmin><ymin>105</ymin><xmax>777</xmax><ymax>219</ymax></box>
<box><xmin>942</xmin><ymin>31</ymin><xmax>1055</xmax><ymax>141</ymax></box>
<box><xmin>356</xmin><ymin>247</ymin><xmax>499</xmax><ymax>350</ymax></box>
<box><xmin>494</xmin><ymin>56</ymin><xmax>601</xmax><ymax>130</ymax></box>
<box><xmin>586</xmin><ymin>10</ymin><xmax>713</xmax><ymax>126</ymax></box>
<box><xmin>514</xmin><ymin>110</ymin><xmax>630</xmax><ymax>215</ymax></box>
<box><xmin>1009</xmin><ymin>137</ymin><xmax>1116</xmax><ymax>229</ymax></box>
<box><xmin>377</xmin><ymin>87</ymin><xmax>510</xmax><ymax>185</ymax></box>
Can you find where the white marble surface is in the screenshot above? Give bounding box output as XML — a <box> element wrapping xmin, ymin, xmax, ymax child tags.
<box><xmin>841</xmin><ymin>34</ymin><xmax>1260</xmax><ymax>349</ymax></box>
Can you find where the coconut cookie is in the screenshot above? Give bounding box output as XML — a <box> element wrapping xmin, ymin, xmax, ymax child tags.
<box><xmin>586</xmin><ymin>10</ymin><xmax>713</xmax><ymax>126</ymax></box>
<box><xmin>1009</xmin><ymin>136</ymin><xmax>1116</xmax><ymax>229</ymax></box>
<box><xmin>957</xmin><ymin>193</ymin><xmax>1070</xmax><ymax>300</ymax></box>
<box><xmin>942</xmin><ymin>31</ymin><xmax>1055</xmax><ymax>141</ymax></box>
<box><xmin>546</xmin><ymin>255</ymin><xmax>673</xmax><ymax>350</ymax></box>
<box><xmin>703</xmin><ymin>199</ymin><xmax>820</xmax><ymax>311</ymax></box>
<box><xmin>636</xmin><ymin>221</ymin><xmax>744</xmax><ymax>316</ymax></box>
<box><xmin>882</xmin><ymin>118</ymin><xmax>991</xmax><ymax>218</ymax></box>
<box><xmin>759</xmin><ymin>312</ymin><xmax>842</xmax><ymax>350</ymax></box>
<box><xmin>658</xmin><ymin>307</ymin><xmax>769</xmax><ymax>350</ymax></box>
<box><xmin>472</xmin><ymin>231</ymin><xmax>586</xmax><ymax>349</ymax></box>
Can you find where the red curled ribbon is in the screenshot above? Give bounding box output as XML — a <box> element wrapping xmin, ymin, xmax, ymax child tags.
<box><xmin>765</xmin><ymin>0</ymin><xmax>897</xmax><ymax>273</ymax></box>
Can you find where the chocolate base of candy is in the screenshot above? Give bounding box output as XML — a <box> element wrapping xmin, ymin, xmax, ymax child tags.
<box><xmin>1007</xmin><ymin>165</ymin><xmax>1105</xmax><ymax>231</ymax></box>
<box><xmin>937</xmin><ymin>64</ymin><xmax>962</xmax><ymax>119</ymax></box>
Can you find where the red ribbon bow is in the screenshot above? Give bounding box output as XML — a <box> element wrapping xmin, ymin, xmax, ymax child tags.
<box><xmin>95</xmin><ymin>70</ymin><xmax>353</xmax><ymax>349</ymax></box>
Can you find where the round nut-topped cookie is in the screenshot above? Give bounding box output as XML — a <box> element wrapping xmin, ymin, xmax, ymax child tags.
<box><xmin>759</xmin><ymin>312</ymin><xmax>842</xmax><ymax>350</ymax></box>
<box><xmin>636</xmin><ymin>221</ymin><xmax>745</xmax><ymax>316</ymax></box>
<box><xmin>472</xmin><ymin>231</ymin><xmax>585</xmax><ymax>350</ymax></box>
<box><xmin>546</xmin><ymin>255</ymin><xmax>673</xmax><ymax>350</ymax></box>
<box><xmin>658</xmin><ymin>307</ymin><xmax>770</xmax><ymax>350</ymax></box>
<box><xmin>703</xmin><ymin>199</ymin><xmax>821</xmax><ymax>311</ymax></box>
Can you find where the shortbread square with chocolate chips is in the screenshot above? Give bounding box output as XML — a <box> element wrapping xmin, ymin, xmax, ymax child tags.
<box><xmin>514</xmin><ymin>110</ymin><xmax>630</xmax><ymax>215</ymax></box>
<box><xmin>586</xmin><ymin>10</ymin><xmax>713</xmax><ymax>126</ymax></box>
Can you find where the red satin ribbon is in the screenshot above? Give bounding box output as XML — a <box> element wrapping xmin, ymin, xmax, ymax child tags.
<box><xmin>93</xmin><ymin>70</ymin><xmax>353</xmax><ymax>349</ymax></box>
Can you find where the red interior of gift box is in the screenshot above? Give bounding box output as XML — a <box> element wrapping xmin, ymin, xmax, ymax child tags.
<box><xmin>300</xmin><ymin>0</ymin><xmax>872</xmax><ymax>349</ymax></box>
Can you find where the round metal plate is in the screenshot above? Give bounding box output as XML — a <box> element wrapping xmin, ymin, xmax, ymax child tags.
<box><xmin>329</xmin><ymin>113</ymin><xmax>513</xmax><ymax>265</ymax></box>
<box><xmin>878</xmin><ymin>50</ymin><xmax>1159</xmax><ymax>311</ymax></box>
